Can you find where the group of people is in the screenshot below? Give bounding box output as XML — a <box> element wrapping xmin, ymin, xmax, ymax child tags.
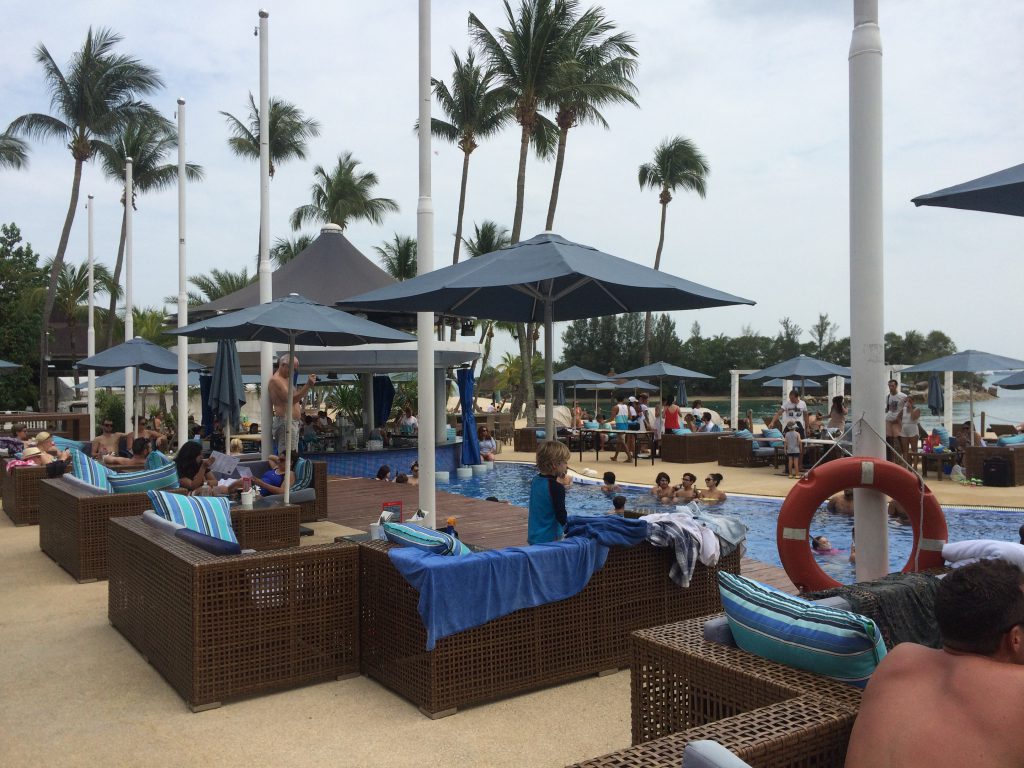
<box><xmin>2</xmin><ymin>426</ymin><xmax>72</xmax><ymax>471</ymax></box>
<box><xmin>646</xmin><ymin>470</ymin><xmax>726</xmax><ymax>504</ymax></box>
<box><xmin>374</xmin><ymin>462</ymin><xmax>419</xmax><ymax>485</ymax></box>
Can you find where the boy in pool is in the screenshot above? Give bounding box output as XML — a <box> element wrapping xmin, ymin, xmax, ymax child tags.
<box><xmin>651</xmin><ymin>472</ymin><xmax>675</xmax><ymax>503</ymax></box>
<box><xmin>610</xmin><ymin>495</ymin><xmax>627</xmax><ymax>515</ymax></box>
<box><xmin>600</xmin><ymin>471</ymin><xmax>621</xmax><ymax>493</ymax></box>
<box><xmin>674</xmin><ymin>472</ymin><xmax>700</xmax><ymax>502</ymax></box>
<box><xmin>528</xmin><ymin>440</ymin><xmax>570</xmax><ymax>545</ymax></box>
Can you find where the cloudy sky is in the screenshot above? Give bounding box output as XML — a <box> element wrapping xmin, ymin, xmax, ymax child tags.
<box><xmin>2</xmin><ymin>0</ymin><xmax>1022</xmax><ymax>361</ymax></box>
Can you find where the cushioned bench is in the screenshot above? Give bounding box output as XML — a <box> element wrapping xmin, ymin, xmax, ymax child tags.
<box><xmin>235</xmin><ymin>459</ymin><xmax>327</xmax><ymax>522</ymax></box>
<box><xmin>38</xmin><ymin>477</ymin><xmax>301</xmax><ymax>582</ymax></box>
<box><xmin>659</xmin><ymin>432</ymin><xmax>731</xmax><ymax>463</ymax></box>
<box><xmin>717</xmin><ymin>437</ymin><xmax>777</xmax><ymax>469</ymax></box>
<box><xmin>358</xmin><ymin>539</ymin><xmax>741</xmax><ymax>718</ymax></box>
<box><xmin>108</xmin><ymin>516</ymin><xmax>358</xmax><ymax>711</ymax></box>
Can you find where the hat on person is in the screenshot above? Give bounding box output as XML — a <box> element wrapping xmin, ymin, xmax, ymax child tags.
<box><xmin>627</xmin><ymin>396</ymin><xmax>638</xmax><ymax>403</ymax></box>
<box><xmin>34</xmin><ymin>431</ymin><xmax>52</xmax><ymax>444</ymax></box>
<box><xmin>22</xmin><ymin>447</ymin><xmax>42</xmax><ymax>458</ymax></box>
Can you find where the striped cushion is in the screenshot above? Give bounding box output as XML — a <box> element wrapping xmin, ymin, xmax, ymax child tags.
<box><xmin>147</xmin><ymin>490</ymin><xmax>237</xmax><ymax>544</ymax></box>
<box><xmin>293</xmin><ymin>457</ymin><xmax>313</xmax><ymax>491</ymax></box>
<box><xmin>718</xmin><ymin>571</ymin><xmax>886</xmax><ymax>688</ymax></box>
<box><xmin>107</xmin><ymin>463</ymin><xmax>179</xmax><ymax>495</ymax></box>
<box><xmin>52</xmin><ymin>435</ymin><xmax>90</xmax><ymax>453</ymax></box>
<box><xmin>70</xmin><ymin>450</ymin><xmax>113</xmax><ymax>493</ymax></box>
<box><xmin>383</xmin><ymin>521</ymin><xmax>467</xmax><ymax>556</ymax></box>
<box><xmin>145</xmin><ymin>450</ymin><xmax>173</xmax><ymax>469</ymax></box>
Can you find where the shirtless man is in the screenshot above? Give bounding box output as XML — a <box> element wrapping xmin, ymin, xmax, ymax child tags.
<box><xmin>91</xmin><ymin>419</ymin><xmax>122</xmax><ymax>458</ymax></box>
<box><xmin>102</xmin><ymin>437</ymin><xmax>151</xmax><ymax>470</ymax></box>
<box><xmin>268</xmin><ymin>354</ymin><xmax>316</xmax><ymax>453</ymax></box>
<box><xmin>674</xmin><ymin>472</ymin><xmax>700</xmax><ymax>502</ymax></box>
<box><xmin>845</xmin><ymin>559</ymin><xmax>1024</xmax><ymax>768</ymax></box>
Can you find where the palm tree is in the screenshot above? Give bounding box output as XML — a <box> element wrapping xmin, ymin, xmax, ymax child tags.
<box><xmin>6</xmin><ymin>27</ymin><xmax>162</xmax><ymax>409</ymax></box>
<box><xmin>374</xmin><ymin>235</ymin><xmax>418</xmax><ymax>281</ymax></box>
<box><xmin>542</xmin><ymin>13</ymin><xmax>638</xmax><ymax>230</ymax></box>
<box><xmin>98</xmin><ymin>115</ymin><xmax>204</xmax><ymax>347</ymax></box>
<box><xmin>462</xmin><ymin>219</ymin><xmax>512</xmax><ymax>257</ymax></box>
<box><xmin>270</xmin><ymin>234</ymin><xmax>314</xmax><ymax>267</ymax></box>
<box><xmin>0</xmin><ymin>133</ymin><xmax>29</xmax><ymax>170</ymax></box>
<box><xmin>291</xmin><ymin>152</ymin><xmax>399</xmax><ymax>232</ymax></box>
<box><xmin>637</xmin><ymin>136</ymin><xmax>710</xmax><ymax>363</ymax></box>
<box><xmin>429</xmin><ymin>49</ymin><xmax>512</xmax><ymax>265</ymax></box>
<box><xmin>166</xmin><ymin>268</ymin><xmax>254</xmax><ymax>307</ymax></box>
<box><xmin>131</xmin><ymin>306</ymin><xmax>173</xmax><ymax>347</ymax></box>
<box><xmin>220</xmin><ymin>94</ymin><xmax>321</xmax><ymax>180</ymax></box>
<box><xmin>26</xmin><ymin>258</ymin><xmax>120</xmax><ymax>384</ymax></box>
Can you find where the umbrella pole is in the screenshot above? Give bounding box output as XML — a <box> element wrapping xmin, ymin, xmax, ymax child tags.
<box><xmin>544</xmin><ymin>298</ymin><xmax>554</xmax><ymax>441</ymax></box>
<box><xmin>283</xmin><ymin>335</ymin><xmax>295</xmax><ymax>505</ymax></box>
<box><xmin>969</xmin><ymin>386</ymin><xmax>975</xmax><ymax>447</ymax></box>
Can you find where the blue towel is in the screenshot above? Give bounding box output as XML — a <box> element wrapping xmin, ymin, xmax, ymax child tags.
<box><xmin>388</xmin><ymin>537</ymin><xmax>609</xmax><ymax>650</ymax></box>
<box><xmin>691</xmin><ymin>509</ymin><xmax>749</xmax><ymax>557</ymax></box>
<box><xmin>565</xmin><ymin>514</ymin><xmax>649</xmax><ymax>547</ymax></box>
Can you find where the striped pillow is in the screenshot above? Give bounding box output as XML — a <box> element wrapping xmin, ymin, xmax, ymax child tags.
<box><xmin>718</xmin><ymin>571</ymin><xmax>886</xmax><ymax>688</ymax></box>
<box><xmin>383</xmin><ymin>521</ymin><xmax>466</xmax><ymax>556</ymax></box>
<box><xmin>145</xmin><ymin>450</ymin><xmax>173</xmax><ymax>469</ymax></box>
<box><xmin>107</xmin><ymin>463</ymin><xmax>179</xmax><ymax>495</ymax></box>
<box><xmin>71</xmin><ymin>450</ymin><xmax>113</xmax><ymax>493</ymax></box>
<box><xmin>147</xmin><ymin>490</ymin><xmax>238</xmax><ymax>544</ymax></box>
<box><xmin>293</xmin><ymin>457</ymin><xmax>313</xmax><ymax>491</ymax></box>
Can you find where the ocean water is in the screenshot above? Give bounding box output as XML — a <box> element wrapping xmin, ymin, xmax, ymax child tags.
<box><xmin>445</xmin><ymin>463</ymin><xmax>1023</xmax><ymax>584</ymax></box>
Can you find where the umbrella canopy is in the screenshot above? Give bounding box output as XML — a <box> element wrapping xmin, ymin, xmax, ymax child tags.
<box><xmin>995</xmin><ymin>371</ymin><xmax>1024</xmax><ymax>390</ymax></box>
<box><xmin>457</xmin><ymin>368</ymin><xmax>480</xmax><ymax>466</ymax></box>
<box><xmin>742</xmin><ymin>355</ymin><xmax>851</xmax><ymax>381</ymax></box>
<box><xmin>169</xmin><ymin>294</ymin><xmax>415</xmax><ymax>503</ymax></box>
<box><xmin>76</xmin><ymin>338</ymin><xmax>204</xmax><ymax>374</ymax></box>
<box><xmin>615</xmin><ymin>379</ymin><xmax>658</xmax><ymax>391</ymax></box>
<box><xmin>677</xmin><ymin>380</ymin><xmax>688</xmax><ymax>407</ymax></box>
<box><xmin>342</xmin><ymin>232</ymin><xmax>754</xmax><ymax>437</ymax></box>
<box><xmin>912</xmin><ymin>163</ymin><xmax>1024</xmax><ymax>218</ymax></box>
<box><xmin>570</xmin><ymin>382</ymin><xmax>616</xmax><ymax>391</ymax></box>
<box><xmin>0</xmin><ymin>359</ymin><xmax>20</xmax><ymax>371</ymax></box>
<box><xmin>75</xmin><ymin>370</ymin><xmax>261</xmax><ymax>389</ymax></box>
<box><xmin>762</xmin><ymin>378</ymin><xmax>821</xmax><ymax>389</ymax></box>
<box><xmin>616</xmin><ymin>362</ymin><xmax>712</xmax><ymax>380</ymax></box>
<box><xmin>549</xmin><ymin>365</ymin><xmax>608</xmax><ymax>382</ymax></box>
<box><xmin>927</xmin><ymin>372</ymin><xmax>945</xmax><ymax>415</ymax></box>
<box><xmin>209</xmin><ymin>339</ymin><xmax>245</xmax><ymax>435</ymax></box>
<box><xmin>902</xmin><ymin>350</ymin><xmax>1024</xmax><ymax>445</ymax></box>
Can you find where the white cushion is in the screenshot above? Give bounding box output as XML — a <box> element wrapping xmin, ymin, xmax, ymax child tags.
<box><xmin>942</xmin><ymin>539</ymin><xmax>1024</xmax><ymax>569</ymax></box>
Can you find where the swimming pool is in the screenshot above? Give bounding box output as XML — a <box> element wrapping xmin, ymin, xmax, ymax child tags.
<box><xmin>444</xmin><ymin>463</ymin><xmax>1024</xmax><ymax>583</ymax></box>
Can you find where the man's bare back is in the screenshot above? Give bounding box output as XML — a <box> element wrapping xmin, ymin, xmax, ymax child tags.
<box><xmin>268</xmin><ymin>357</ymin><xmax>315</xmax><ymax>420</ymax></box>
<box><xmin>846</xmin><ymin>643</ymin><xmax>1024</xmax><ymax>768</ymax></box>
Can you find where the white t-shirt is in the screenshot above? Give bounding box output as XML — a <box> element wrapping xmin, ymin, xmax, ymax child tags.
<box><xmin>780</xmin><ymin>398</ymin><xmax>807</xmax><ymax>430</ymax></box>
<box><xmin>399</xmin><ymin>415</ymin><xmax>418</xmax><ymax>433</ymax></box>
<box><xmin>885</xmin><ymin>391</ymin><xmax>907</xmax><ymax>422</ymax></box>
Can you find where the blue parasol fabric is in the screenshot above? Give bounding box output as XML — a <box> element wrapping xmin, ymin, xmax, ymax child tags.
<box><xmin>199</xmin><ymin>374</ymin><xmax>214</xmax><ymax>437</ymax></box>
<box><xmin>208</xmin><ymin>339</ymin><xmax>245</xmax><ymax>433</ymax></box>
<box><xmin>927</xmin><ymin>372</ymin><xmax>945</xmax><ymax>415</ymax></box>
<box><xmin>373</xmin><ymin>374</ymin><xmax>396</xmax><ymax>428</ymax></box>
<box><xmin>677</xmin><ymin>380</ymin><xmax>688</xmax><ymax>407</ymax></box>
<box><xmin>457</xmin><ymin>368</ymin><xmax>480</xmax><ymax>466</ymax></box>
<box><xmin>557</xmin><ymin>382</ymin><xmax>565</xmax><ymax>406</ymax></box>
<box><xmin>911</xmin><ymin>163</ymin><xmax>1024</xmax><ymax>218</ymax></box>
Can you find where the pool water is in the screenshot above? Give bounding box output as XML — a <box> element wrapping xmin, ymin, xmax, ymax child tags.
<box><xmin>445</xmin><ymin>463</ymin><xmax>1023</xmax><ymax>584</ymax></box>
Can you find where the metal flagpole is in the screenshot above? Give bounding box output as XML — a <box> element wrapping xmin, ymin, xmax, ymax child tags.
<box><xmin>258</xmin><ymin>9</ymin><xmax>274</xmax><ymax>459</ymax></box>
<box><xmin>124</xmin><ymin>158</ymin><xmax>135</xmax><ymax>434</ymax></box>
<box><xmin>417</xmin><ymin>0</ymin><xmax>436</xmax><ymax>527</ymax></box>
<box><xmin>176</xmin><ymin>98</ymin><xmax>189</xmax><ymax>450</ymax></box>
<box><xmin>86</xmin><ymin>195</ymin><xmax>96</xmax><ymax>439</ymax></box>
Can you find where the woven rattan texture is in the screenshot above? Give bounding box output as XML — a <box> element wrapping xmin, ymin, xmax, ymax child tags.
<box><xmin>108</xmin><ymin>516</ymin><xmax>359</xmax><ymax>710</ymax></box>
<box><xmin>303</xmin><ymin>461</ymin><xmax>328</xmax><ymax>522</ymax></box>
<box><xmin>963</xmin><ymin>445</ymin><xmax>1024</xmax><ymax>485</ymax></box>
<box><xmin>717</xmin><ymin>438</ymin><xmax>773</xmax><ymax>468</ymax></box>
<box><xmin>358</xmin><ymin>540</ymin><xmax>740</xmax><ymax>716</ymax></box>
<box><xmin>2</xmin><ymin>461</ymin><xmax>67</xmax><ymax>526</ymax></box>
<box><xmin>230</xmin><ymin>505</ymin><xmax>301</xmax><ymax>551</ymax></box>
<box><xmin>659</xmin><ymin>433</ymin><xmax>730</xmax><ymax>464</ymax></box>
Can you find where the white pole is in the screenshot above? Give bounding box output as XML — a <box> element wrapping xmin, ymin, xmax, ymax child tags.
<box><xmin>544</xmin><ymin>295</ymin><xmax>554</xmax><ymax>440</ymax></box>
<box><xmin>124</xmin><ymin>158</ymin><xmax>135</xmax><ymax>434</ymax></box>
<box><xmin>258</xmin><ymin>9</ymin><xmax>274</xmax><ymax>460</ymax></box>
<box><xmin>177</xmin><ymin>98</ymin><xmax>189</xmax><ymax>450</ymax></box>
<box><xmin>417</xmin><ymin>0</ymin><xmax>436</xmax><ymax>527</ymax></box>
<box><xmin>729</xmin><ymin>370</ymin><xmax>739</xmax><ymax>430</ymax></box>
<box><xmin>86</xmin><ymin>195</ymin><xmax>96</xmax><ymax>440</ymax></box>
<box><xmin>850</xmin><ymin>0</ymin><xmax>888</xmax><ymax>582</ymax></box>
<box><xmin>943</xmin><ymin>370</ymin><xmax>953</xmax><ymax>434</ymax></box>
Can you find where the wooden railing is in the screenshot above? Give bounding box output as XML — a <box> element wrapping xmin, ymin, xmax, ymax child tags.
<box><xmin>0</xmin><ymin>411</ymin><xmax>92</xmax><ymax>441</ymax></box>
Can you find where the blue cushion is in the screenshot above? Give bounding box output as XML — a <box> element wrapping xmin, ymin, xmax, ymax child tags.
<box><xmin>51</xmin><ymin>435</ymin><xmax>90</xmax><ymax>453</ymax></box>
<box><xmin>996</xmin><ymin>433</ymin><xmax>1024</xmax><ymax>446</ymax></box>
<box><xmin>718</xmin><ymin>572</ymin><xmax>885</xmax><ymax>688</ymax></box>
<box><xmin>535</xmin><ymin>430</ymin><xmax>546</xmax><ymax>439</ymax></box>
<box><xmin>292</xmin><ymin>457</ymin><xmax>313</xmax><ymax>491</ymax></box>
<box><xmin>107</xmin><ymin>463</ymin><xmax>179</xmax><ymax>495</ymax></box>
<box><xmin>174</xmin><ymin>527</ymin><xmax>242</xmax><ymax>556</ymax></box>
<box><xmin>734</xmin><ymin>429</ymin><xmax>753</xmax><ymax>439</ymax></box>
<box><xmin>762</xmin><ymin>428</ymin><xmax>784</xmax><ymax>447</ymax></box>
<box><xmin>934</xmin><ymin>426</ymin><xmax>950</xmax><ymax>447</ymax></box>
<box><xmin>583</xmin><ymin>421</ymin><xmax>599</xmax><ymax>429</ymax></box>
<box><xmin>383</xmin><ymin>521</ymin><xmax>466</xmax><ymax>556</ymax></box>
<box><xmin>147</xmin><ymin>490</ymin><xmax>238</xmax><ymax>544</ymax></box>
<box><xmin>70</xmin><ymin>450</ymin><xmax>113</xmax><ymax>492</ymax></box>
<box><xmin>145</xmin><ymin>450</ymin><xmax>173</xmax><ymax>469</ymax></box>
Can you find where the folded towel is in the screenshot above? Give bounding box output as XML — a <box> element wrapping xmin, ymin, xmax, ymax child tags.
<box><xmin>389</xmin><ymin>537</ymin><xmax>609</xmax><ymax>650</ymax></box>
<box><xmin>646</xmin><ymin>517</ymin><xmax>703</xmax><ymax>587</ymax></box>
<box><xmin>565</xmin><ymin>514</ymin><xmax>649</xmax><ymax>547</ymax></box>
<box><xmin>691</xmin><ymin>508</ymin><xmax>749</xmax><ymax>558</ymax></box>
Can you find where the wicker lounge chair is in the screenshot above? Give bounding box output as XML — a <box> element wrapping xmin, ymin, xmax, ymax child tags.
<box><xmin>717</xmin><ymin>437</ymin><xmax>777</xmax><ymax>469</ymax></box>
<box><xmin>570</xmin><ymin>616</ymin><xmax>863</xmax><ymax>767</ymax></box>
<box><xmin>962</xmin><ymin>445</ymin><xmax>1024</xmax><ymax>485</ymax></box>
<box><xmin>38</xmin><ymin>477</ymin><xmax>301</xmax><ymax>582</ymax></box>
<box><xmin>235</xmin><ymin>459</ymin><xmax>328</xmax><ymax>522</ymax></box>
<box><xmin>1</xmin><ymin>460</ymin><xmax>68</xmax><ymax>526</ymax></box>
<box><xmin>659</xmin><ymin>432</ymin><xmax>731</xmax><ymax>463</ymax></box>
<box><xmin>108</xmin><ymin>516</ymin><xmax>359</xmax><ymax>711</ymax></box>
<box><xmin>358</xmin><ymin>540</ymin><xmax>741</xmax><ymax>718</ymax></box>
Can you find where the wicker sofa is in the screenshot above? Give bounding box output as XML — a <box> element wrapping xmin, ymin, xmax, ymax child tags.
<box><xmin>962</xmin><ymin>445</ymin><xmax>1024</xmax><ymax>485</ymax></box>
<box><xmin>570</xmin><ymin>615</ymin><xmax>863</xmax><ymax>768</ymax></box>
<box><xmin>717</xmin><ymin>437</ymin><xmax>778</xmax><ymax>469</ymax></box>
<box><xmin>359</xmin><ymin>539</ymin><xmax>741</xmax><ymax>718</ymax></box>
<box><xmin>660</xmin><ymin>432</ymin><xmax>731</xmax><ymax>463</ymax></box>
<box><xmin>108</xmin><ymin>516</ymin><xmax>359</xmax><ymax>711</ymax></box>
<box><xmin>1</xmin><ymin>460</ymin><xmax>68</xmax><ymax>526</ymax></box>
<box><xmin>38</xmin><ymin>477</ymin><xmax>301</xmax><ymax>582</ymax></box>
<box><xmin>236</xmin><ymin>459</ymin><xmax>328</xmax><ymax>522</ymax></box>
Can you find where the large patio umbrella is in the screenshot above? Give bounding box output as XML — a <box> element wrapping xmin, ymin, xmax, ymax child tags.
<box><xmin>762</xmin><ymin>377</ymin><xmax>821</xmax><ymax>389</ymax></box>
<box><xmin>927</xmin><ymin>372</ymin><xmax>945</xmax><ymax>415</ymax></box>
<box><xmin>75</xmin><ymin>370</ymin><xmax>261</xmax><ymax>389</ymax></box>
<box><xmin>615</xmin><ymin>378</ymin><xmax>658</xmax><ymax>392</ymax></box>
<box><xmin>168</xmin><ymin>293</ymin><xmax>414</xmax><ymax>503</ymax></box>
<box><xmin>742</xmin><ymin>355</ymin><xmax>851</xmax><ymax>382</ymax></box>
<box><xmin>209</xmin><ymin>339</ymin><xmax>245</xmax><ymax>450</ymax></box>
<box><xmin>456</xmin><ymin>367</ymin><xmax>480</xmax><ymax>466</ymax></box>
<box><xmin>570</xmin><ymin>381</ymin><xmax>617</xmax><ymax>415</ymax></box>
<box><xmin>0</xmin><ymin>359</ymin><xmax>20</xmax><ymax>371</ymax></box>
<box><xmin>617</xmin><ymin>360</ymin><xmax>712</xmax><ymax>403</ymax></box>
<box><xmin>901</xmin><ymin>350</ymin><xmax>1024</xmax><ymax>445</ymax></box>
<box><xmin>912</xmin><ymin>162</ymin><xmax>1024</xmax><ymax>218</ymax></box>
<box><xmin>341</xmin><ymin>232</ymin><xmax>754</xmax><ymax>439</ymax></box>
<box><xmin>994</xmin><ymin>370</ymin><xmax>1024</xmax><ymax>390</ymax></box>
<box><xmin>538</xmin><ymin>365</ymin><xmax>608</xmax><ymax>413</ymax></box>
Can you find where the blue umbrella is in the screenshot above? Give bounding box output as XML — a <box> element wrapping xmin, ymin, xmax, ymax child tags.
<box><xmin>615</xmin><ymin>378</ymin><xmax>658</xmax><ymax>391</ymax></box>
<box><xmin>0</xmin><ymin>358</ymin><xmax>20</xmax><ymax>371</ymax></box>
<box><xmin>342</xmin><ymin>232</ymin><xmax>754</xmax><ymax>441</ymax></box>
<box><xmin>762</xmin><ymin>378</ymin><xmax>821</xmax><ymax>389</ymax></box>
<box><xmin>209</xmin><ymin>339</ymin><xmax>246</xmax><ymax>442</ymax></box>
<box><xmin>549</xmin><ymin>365</ymin><xmax>608</xmax><ymax>382</ymax></box>
<box><xmin>742</xmin><ymin>355</ymin><xmax>851</xmax><ymax>381</ymax></box>
<box><xmin>373</xmin><ymin>374</ymin><xmax>396</xmax><ymax>428</ymax></box>
<box><xmin>912</xmin><ymin>162</ymin><xmax>1024</xmax><ymax>218</ymax></box>
<box><xmin>457</xmin><ymin>368</ymin><xmax>480</xmax><ymax>466</ymax></box>
<box><xmin>677</xmin><ymin>380</ymin><xmax>688</xmax><ymax>407</ymax></box>
<box><xmin>617</xmin><ymin>361</ymin><xmax>713</xmax><ymax>404</ymax></box>
<box><xmin>75</xmin><ymin>370</ymin><xmax>262</xmax><ymax>389</ymax></box>
<box><xmin>169</xmin><ymin>293</ymin><xmax>414</xmax><ymax>502</ymax></box>
<box><xmin>927</xmin><ymin>372</ymin><xmax>945</xmax><ymax>415</ymax></box>
<box><xmin>994</xmin><ymin>371</ymin><xmax>1024</xmax><ymax>390</ymax></box>
<box><xmin>556</xmin><ymin>382</ymin><xmax>565</xmax><ymax>406</ymax></box>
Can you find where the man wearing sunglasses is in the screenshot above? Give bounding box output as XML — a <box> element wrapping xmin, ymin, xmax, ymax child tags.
<box><xmin>91</xmin><ymin>419</ymin><xmax>123</xmax><ymax>459</ymax></box>
<box><xmin>846</xmin><ymin>558</ymin><xmax>1024</xmax><ymax>767</ymax></box>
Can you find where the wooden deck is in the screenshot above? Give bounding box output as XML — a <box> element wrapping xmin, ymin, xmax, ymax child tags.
<box><xmin>325</xmin><ymin>478</ymin><xmax>797</xmax><ymax>593</ymax></box>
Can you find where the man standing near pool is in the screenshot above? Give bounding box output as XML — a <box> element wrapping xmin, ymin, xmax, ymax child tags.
<box><xmin>884</xmin><ymin>379</ymin><xmax>907</xmax><ymax>460</ymax></box>
<box><xmin>268</xmin><ymin>354</ymin><xmax>316</xmax><ymax>453</ymax></box>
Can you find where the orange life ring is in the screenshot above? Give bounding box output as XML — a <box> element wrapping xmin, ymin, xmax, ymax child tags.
<box><xmin>776</xmin><ymin>456</ymin><xmax>948</xmax><ymax>592</ymax></box>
